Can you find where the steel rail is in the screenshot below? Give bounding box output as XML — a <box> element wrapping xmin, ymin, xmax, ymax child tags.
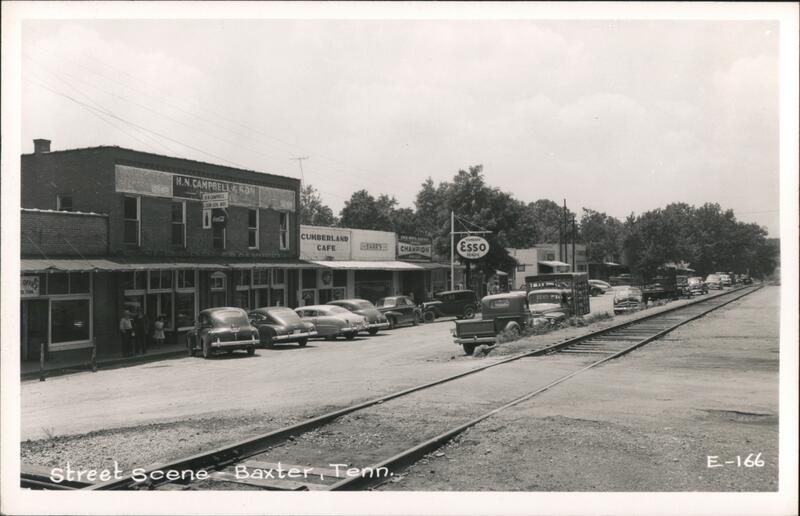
<box><xmin>329</xmin><ymin>285</ymin><xmax>761</xmax><ymax>490</ymax></box>
<box><xmin>82</xmin><ymin>285</ymin><xmax>758</xmax><ymax>490</ymax></box>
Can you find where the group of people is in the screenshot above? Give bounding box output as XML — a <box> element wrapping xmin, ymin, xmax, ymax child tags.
<box><xmin>119</xmin><ymin>310</ymin><xmax>166</xmax><ymax>357</ymax></box>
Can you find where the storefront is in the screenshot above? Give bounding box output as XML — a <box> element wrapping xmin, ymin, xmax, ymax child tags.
<box><xmin>20</xmin><ymin>270</ymin><xmax>94</xmax><ymax>360</ymax></box>
<box><xmin>20</xmin><ymin>258</ymin><xmax>313</xmax><ymax>359</ymax></box>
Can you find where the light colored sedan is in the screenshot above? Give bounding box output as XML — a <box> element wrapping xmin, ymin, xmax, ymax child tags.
<box><xmin>295</xmin><ymin>305</ymin><xmax>369</xmax><ymax>340</ymax></box>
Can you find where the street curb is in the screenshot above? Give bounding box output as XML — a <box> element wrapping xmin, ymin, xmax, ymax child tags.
<box><xmin>21</xmin><ymin>349</ymin><xmax>188</xmax><ymax>382</ymax></box>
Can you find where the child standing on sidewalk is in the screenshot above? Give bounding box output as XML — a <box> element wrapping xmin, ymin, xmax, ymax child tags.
<box><xmin>153</xmin><ymin>316</ymin><xmax>166</xmax><ymax>347</ymax></box>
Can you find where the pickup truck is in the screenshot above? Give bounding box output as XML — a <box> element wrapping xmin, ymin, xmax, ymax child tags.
<box><xmin>452</xmin><ymin>292</ymin><xmax>532</xmax><ymax>356</ymax></box>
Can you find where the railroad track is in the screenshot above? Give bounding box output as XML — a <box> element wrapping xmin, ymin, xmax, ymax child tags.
<box><xmin>23</xmin><ymin>285</ymin><xmax>761</xmax><ymax>492</ymax></box>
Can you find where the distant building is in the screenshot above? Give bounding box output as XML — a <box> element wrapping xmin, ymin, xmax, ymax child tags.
<box><xmin>507</xmin><ymin>244</ymin><xmax>587</xmax><ymax>289</ymax></box>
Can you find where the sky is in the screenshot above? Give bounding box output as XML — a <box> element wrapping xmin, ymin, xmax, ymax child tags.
<box><xmin>19</xmin><ymin>12</ymin><xmax>782</xmax><ymax>235</ymax></box>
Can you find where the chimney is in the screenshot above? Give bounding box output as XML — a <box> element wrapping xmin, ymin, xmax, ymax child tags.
<box><xmin>33</xmin><ymin>139</ymin><xmax>51</xmax><ymax>154</ymax></box>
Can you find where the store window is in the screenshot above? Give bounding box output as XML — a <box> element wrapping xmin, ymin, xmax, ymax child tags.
<box><xmin>149</xmin><ymin>270</ymin><xmax>173</xmax><ymax>291</ymax></box>
<box><xmin>302</xmin><ymin>268</ymin><xmax>317</xmax><ymax>289</ymax></box>
<box><xmin>235</xmin><ymin>269</ymin><xmax>252</xmax><ymax>310</ymax></box>
<box><xmin>177</xmin><ymin>269</ymin><xmax>195</xmax><ymax>289</ymax></box>
<box><xmin>270</xmin><ymin>269</ymin><xmax>286</xmax><ymax>306</ymax></box>
<box><xmin>517</xmin><ymin>265</ymin><xmax>526</xmax><ymax>272</ymax></box>
<box><xmin>123</xmin><ymin>195</ymin><xmax>140</xmax><ymax>246</ymax></box>
<box><xmin>175</xmin><ymin>292</ymin><xmax>195</xmax><ymax>329</ymax></box>
<box><xmin>50</xmin><ymin>299</ymin><xmax>90</xmax><ymax>344</ymax></box>
<box><xmin>209</xmin><ymin>271</ymin><xmax>227</xmax><ymax>308</ymax></box>
<box><xmin>237</xmin><ymin>269</ymin><xmax>251</xmax><ymax>288</ymax></box>
<box><xmin>210</xmin><ymin>271</ymin><xmax>226</xmax><ymax>290</ymax></box>
<box><xmin>172</xmin><ymin>201</ymin><xmax>186</xmax><ymax>247</ymax></box>
<box><xmin>333</xmin><ymin>270</ymin><xmax>348</xmax><ymax>288</ymax></box>
<box><xmin>46</xmin><ymin>272</ymin><xmax>90</xmax><ymax>295</ymax></box>
<box><xmin>248</xmin><ymin>209</ymin><xmax>259</xmax><ymax>249</ymax></box>
<box><xmin>123</xmin><ymin>271</ymin><xmax>147</xmax><ymax>291</ymax></box>
<box><xmin>546</xmin><ymin>253</ymin><xmax>555</xmax><ymax>261</ymax></box>
<box><xmin>56</xmin><ymin>195</ymin><xmax>73</xmax><ymax>212</ymax></box>
<box><xmin>253</xmin><ymin>268</ymin><xmax>270</xmax><ymax>287</ymax></box>
<box><xmin>279</xmin><ymin>213</ymin><xmax>289</xmax><ymax>250</ymax></box>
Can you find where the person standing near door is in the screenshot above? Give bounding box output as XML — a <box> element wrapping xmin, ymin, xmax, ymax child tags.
<box><xmin>133</xmin><ymin>310</ymin><xmax>149</xmax><ymax>354</ymax></box>
<box><xmin>119</xmin><ymin>310</ymin><xmax>133</xmax><ymax>357</ymax></box>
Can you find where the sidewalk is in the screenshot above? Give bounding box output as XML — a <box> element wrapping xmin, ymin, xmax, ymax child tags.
<box><xmin>20</xmin><ymin>341</ymin><xmax>187</xmax><ymax>381</ymax></box>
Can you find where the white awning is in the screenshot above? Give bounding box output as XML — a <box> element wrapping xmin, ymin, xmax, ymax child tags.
<box><xmin>538</xmin><ymin>260</ymin><xmax>571</xmax><ymax>268</ymax></box>
<box><xmin>312</xmin><ymin>260</ymin><xmax>424</xmax><ymax>271</ymax></box>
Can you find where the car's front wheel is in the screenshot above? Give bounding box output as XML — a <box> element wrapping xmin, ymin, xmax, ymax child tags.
<box><xmin>387</xmin><ymin>317</ymin><xmax>396</xmax><ymax>330</ymax></box>
<box><xmin>423</xmin><ymin>311</ymin><xmax>436</xmax><ymax>324</ymax></box>
<box><xmin>202</xmin><ymin>338</ymin><xmax>211</xmax><ymax>359</ymax></box>
<box><xmin>344</xmin><ymin>332</ymin><xmax>356</xmax><ymax>340</ymax></box>
<box><xmin>247</xmin><ymin>346</ymin><xmax>255</xmax><ymax>355</ymax></box>
<box><xmin>463</xmin><ymin>306</ymin><xmax>476</xmax><ymax>319</ymax></box>
<box><xmin>187</xmin><ymin>336</ymin><xmax>196</xmax><ymax>357</ymax></box>
<box><xmin>298</xmin><ymin>338</ymin><xmax>308</xmax><ymax>347</ymax></box>
<box><xmin>463</xmin><ymin>343</ymin><xmax>476</xmax><ymax>356</ymax></box>
<box><xmin>367</xmin><ymin>328</ymin><xmax>379</xmax><ymax>335</ymax></box>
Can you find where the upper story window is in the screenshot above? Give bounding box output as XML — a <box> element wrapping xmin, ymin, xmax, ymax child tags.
<box><xmin>56</xmin><ymin>195</ymin><xmax>73</xmax><ymax>212</ymax></box>
<box><xmin>546</xmin><ymin>253</ymin><xmax>555</xmax><ymax>261</ymax></box>
<box><xmin>213</xmin><ymin>226</ymin><xmax>226</xmax><ymax>250</ymax></box>
<box><xmin>172</xmin><ymin>201</ymin><xmax>186</xmax><ymax>247</ymax></box>
<box><xmin>279</xmin><ymin>213</ymin><xmax>289</xmax><ymax>250</ymax></box>
<box><xmin>123</xmin><ymin>196</ymin><xmax>141</xmax><ymax>246</ymax></box>
<box><xmin>248</xmin><ymin>209</ymin><xmax>259</xmax><ymax>249</ymax></box>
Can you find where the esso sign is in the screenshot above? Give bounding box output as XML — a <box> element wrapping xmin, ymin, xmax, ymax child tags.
<box><xmin>457</xmin><ymin>236</ymin><xmax>489</xmax><ymax>259</ymax></box>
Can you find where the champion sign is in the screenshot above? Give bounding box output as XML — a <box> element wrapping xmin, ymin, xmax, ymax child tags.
<box><xmin>456</xmin><ymin>236</ymin><xmax>490</xmax><ymax>260</ymax></box>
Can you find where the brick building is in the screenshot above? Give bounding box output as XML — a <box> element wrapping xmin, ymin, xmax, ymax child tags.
<box><xmin>20</xmin><ymin>139</ymin><xmax>307</xmax><ymax>361</ymax></box>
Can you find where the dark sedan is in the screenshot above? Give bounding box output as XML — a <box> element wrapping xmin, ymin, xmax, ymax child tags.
<box><xmin>375</xmin><ymin>296</ymin><xmax>420</xmax><ymax>329</ymax></box>
<box><xmin>248</xmin><ymin>307</ymin><xmax>317</xmax><ymax>348</ymax></box>
<box><xmin>327</xmin><ymin>299</ymin><xmax>390</xmax><ymax>335</ymax></box>
<box><xmin>187</xmin><ymin>307</ymin><xmax>259</xmax><ymax>359</ymax></box>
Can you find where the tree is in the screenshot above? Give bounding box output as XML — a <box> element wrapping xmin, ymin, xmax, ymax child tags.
<box><xmin>579</xmin><ymin>208</ymin><xmax>623</xmax><ymax>263</ymax></box>
<box><xmin>339</xmin><ymin>190</ymin><xmax>394</xmax><ymax>231</ymax></box>
<box><xmin>299</xmin><ymin>184</ymin><xmax>337</xmax><ymax>226</ymax></box>
<box><xmin>527</xmin><ymin>199</ymin><xmax>576</xmax><ymax>244</ymax></box>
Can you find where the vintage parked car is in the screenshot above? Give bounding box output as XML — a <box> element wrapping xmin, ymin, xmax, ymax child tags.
<box><xmin>326</xmin><ymin>299</ymin><xmax>390</xmax><ymax>335</ymax></box>
<box><xmin>613</xmin><ymin>287</ymin><xmax>644</xmax><ymax>315</ymax></box>
<box><xmin>719</xmin><ymin>273</ymin><xmax>733</xmax><ymax>287</ymax></box>
<box><xmin>294</xmin><ymin>305</ymin><xmax>368</xmax><ymax>340</ymax></box>
<box><xmin>527</xmin><ymin>289</ymin><xmax>568</xmax><ymax>325</ymax></box>
<box><xmin>588</xmin><ymin>280</ymin><xmax>610</xmax><ymax>296</ymax></box>
<box><xmin>452</xmin><ymin>291</ymin><xmax>533</xmax><ymax>356</ymax></box>
<box><xmin>687</xmin><ymin>276</ymin><xmax>708</xmax><ymax>295</ymax></box>
<box><xmin>420</xmin><ymin>290</ymin><xmax>478</xmax><ymax>323</ymax></box>
<box><xmin>375</xmin><ymin>296</ymin><xmax>420</xmax><ymax>329</ymax></box>
<box><xmin>187</xmin><ymin>307</ymin><xmax>259</xmax><ymax>359</ymax></box>
<box><xmin>705</xmin><ymin>274</ymin><xmax>723</xmax><ymax>290</ymax></box>
<box><xmin>248</xmin><ymin>306</ymin><xmax>317</xmax><ymax>348</ymax></box>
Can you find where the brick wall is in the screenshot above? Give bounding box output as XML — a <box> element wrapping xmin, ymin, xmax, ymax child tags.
<box><xmin>21</xmin><ymin>146</ymin><xmax>301</xmax><ymax>259</ymax></box>
<box><xmin>21</xmin><ymin>209</ymin><xmax>108</xmax><ymax>257</ymax></box>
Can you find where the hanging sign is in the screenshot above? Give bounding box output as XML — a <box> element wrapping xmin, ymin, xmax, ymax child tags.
<box><xmin>456</xmin><ymin>236</ymin><xmax>490</xmax><ymax>260</ymax></box>
<box><xmin>202</xmin><ymin>192</ymin><xmax>229</xmax><ymax>209</ymax></box>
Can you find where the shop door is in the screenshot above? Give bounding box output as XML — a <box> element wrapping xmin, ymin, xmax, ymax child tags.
<box><xmin>22</xmin><ymin>300</ymin><xmax>49</xmax><ymax>361</ymax></box>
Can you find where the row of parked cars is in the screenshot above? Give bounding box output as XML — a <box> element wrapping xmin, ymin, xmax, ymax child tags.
<box><xmin>186</xmin><ymin>291</ymin><xmax>480</xmax><ymax>358</ymax></box>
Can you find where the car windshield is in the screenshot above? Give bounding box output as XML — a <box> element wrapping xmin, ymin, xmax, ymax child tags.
<box><xmin>266</xmin><ymin>308</ymin><xmax>302</xmax><ymax>324</ymax></box>
<box><xmin>209</xmin><ymin>310</ymin><xmax>250</xmax><ymax>326</ymax></box>
<box><xmin>706</xmin><ymin>275</ymin><xmax>720</xmax><ymax>281</ymax></box>
<box><xmin>376</xmin><ymin>298</ymin><xmax>395</xmax><ymax>308</ymax></box>
<box><xmin>614</xmin><ymin>288</ymin><xmax>642</xmax><ymax>298</ymax></box>
<box><xmin>688</xmin><ymin>277</ymin><xmax>702</xmax><ymax>285</ymax></box>
<box><xmin>528</xmin><ymin>292</ymin><xmax>562</xmax><ymax>304</ymax></box>
<box><xmin>325</xmin><ymin>306</ymin><xmax>349</xmax><ymax>315</ymax></box>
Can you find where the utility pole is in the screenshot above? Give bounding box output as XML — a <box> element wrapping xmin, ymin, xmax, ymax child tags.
<box><xmin>291</xmin><ymin>157</ymin><xmax>309</xmax><ymax>188</ymax></box>
<box><xmin>562</xmin><ymin>199</ymin><xmax>568</xmax><ymax>266</ymax></box>
<box><xmin>572</xmin><ymin>215</ymin><xmax>576</xmax><ymax>272</ymax></box>
<box><xmin>450</xmin><ymin>211</ymin><xmax>455</xmax><ymax>290</ymax></box>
